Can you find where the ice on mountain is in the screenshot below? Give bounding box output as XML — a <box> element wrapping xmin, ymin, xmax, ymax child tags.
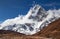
<box><xmin>28</xmin><ymin>5</ymin><xmax>48</xmax><ymax>22</ymax></box>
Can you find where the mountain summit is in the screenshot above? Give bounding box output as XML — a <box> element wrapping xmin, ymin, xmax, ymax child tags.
<box><xmin>0</xmin><ymin>4</ymin><xmax>60</xmax><ymax>35</ymax></box>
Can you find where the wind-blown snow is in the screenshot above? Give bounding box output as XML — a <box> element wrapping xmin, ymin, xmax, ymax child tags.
<box><xmin>0</xmin><ymin>4</ymin><xmax>60</xmax><ymax>35</ymax></box>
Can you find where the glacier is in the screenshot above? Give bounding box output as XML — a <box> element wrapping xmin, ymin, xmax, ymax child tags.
<box><xmin>0</xmin><ymin>4</ymin><xmax>60</xmax><ymax>35</ymax></box>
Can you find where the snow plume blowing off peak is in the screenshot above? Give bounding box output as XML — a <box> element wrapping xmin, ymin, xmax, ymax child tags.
<box><xmin>0</xmin><ymin>4</ymin><xmax>60</xmax><ymax>35</ymax></box>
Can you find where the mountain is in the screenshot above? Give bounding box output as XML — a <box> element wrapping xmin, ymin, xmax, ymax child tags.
<box><xmin>0</xmin><ymin>4</ymin><xmax>60</xmax><ymax>35</ymax></box>
<box><xmin>0</xmin><ymin>19</ymin><xmax>60</xmax><ymax>39</ymax></box>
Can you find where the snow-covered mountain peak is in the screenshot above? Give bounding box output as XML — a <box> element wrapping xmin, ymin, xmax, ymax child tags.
<box><xmin>24</xmin><ymin>4</ymin><xmax>48</xmax><ymax>22</ymax></box>
<box><xmin>0</xmin><ymin>4</ymin><xmax>60</xmax><ymax>35</ymax></box>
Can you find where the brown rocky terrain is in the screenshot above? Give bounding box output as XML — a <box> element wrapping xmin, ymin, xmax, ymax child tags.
<box><xmin>0</xmin><ymin>19</ymin><xmax>60</xmax><ymax>39</ymax></box>
<box><xmin>34</xmin><ymin>18</ymin><xmax>60</xmax><ymax>39</ymax></box>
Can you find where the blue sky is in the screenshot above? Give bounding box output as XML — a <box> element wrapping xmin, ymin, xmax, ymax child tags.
<box><xmin>0</xmin><ymin>0</ymin><xmax>60</xmax><ymax>21</ymax></box>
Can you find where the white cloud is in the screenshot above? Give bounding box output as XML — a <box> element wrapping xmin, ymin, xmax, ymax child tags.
<box><xmin>42</xmin><ymin>3</ymin><xmax>60</xmax><ymax>7</ymax></box>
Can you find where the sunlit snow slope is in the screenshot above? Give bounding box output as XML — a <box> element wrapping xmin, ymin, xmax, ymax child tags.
<box><xmin>0</xmin><ymin>4</ymin><xmax>60</xmax><ymax>35</ymax></box>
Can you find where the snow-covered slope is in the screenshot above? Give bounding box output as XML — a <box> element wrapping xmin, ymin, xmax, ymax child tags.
<box><xmin>0</xmin><ymin>4</ymin><xmax>60</xmax><ymax>35</ymax></box>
